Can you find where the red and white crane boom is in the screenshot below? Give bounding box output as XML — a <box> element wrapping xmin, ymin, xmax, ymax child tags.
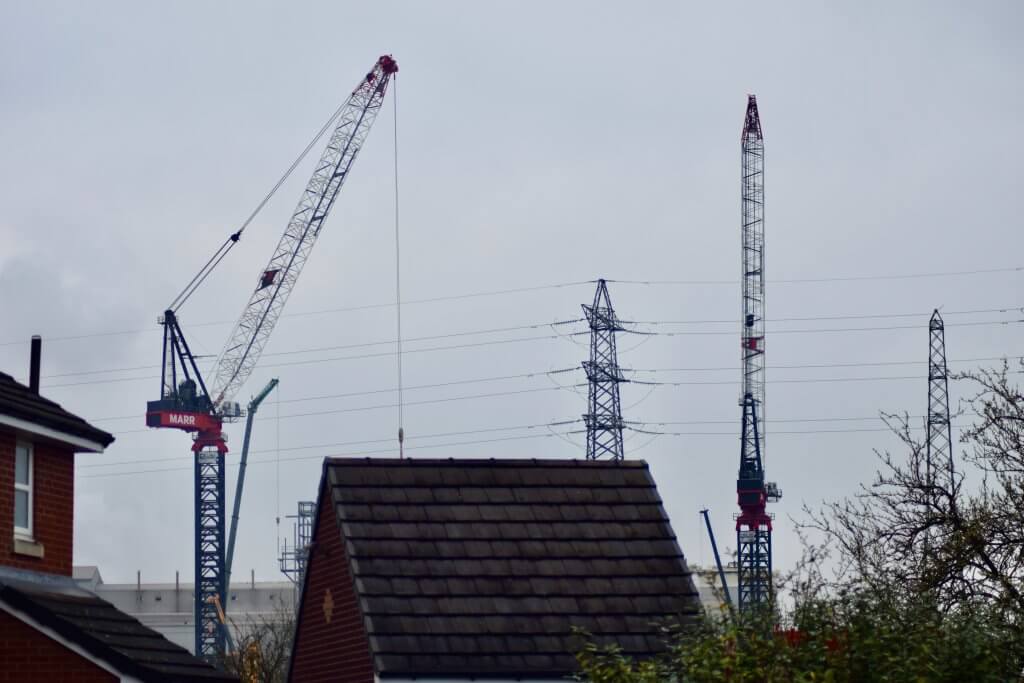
<box><xmin>210</xmin><ymin>55</ymin><xmax>398</xmax><ymax>409</ymax></box>
<box><xmin>145</xmin><ymin>54</ymin><xmax>398</xmax><ymax>659</ymax></box>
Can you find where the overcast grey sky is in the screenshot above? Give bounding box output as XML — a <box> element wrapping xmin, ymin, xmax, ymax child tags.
<box><xmin>1</xmin><ymin>1</ymin><xmax>1021</xmax><ymax>584</ymax></box>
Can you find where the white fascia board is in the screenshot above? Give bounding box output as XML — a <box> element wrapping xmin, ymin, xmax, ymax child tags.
<box><xmin>0</xmin><ymin>413</ymin><xmax>107</xmax><ymax>453</ymax></box>
<box><xmin>0</xmin><ymin>601</ymin><xmax>143</xmax><ymax>682</ymax></box>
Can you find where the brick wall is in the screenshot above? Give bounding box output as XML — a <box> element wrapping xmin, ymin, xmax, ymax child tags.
<box><xmin>289</xmin><ymin>480</ymin><xmax>374</xmax><ymax>683</ymax></box>
<box><xmin>0</xmin><ymin>609</ymin><xmax>116</xmax><ymax>682</ymax></box>
<box><xmin>0</xmin><ymin>429</ymin><xmax>76</xmax><ymax>575</ymax></box>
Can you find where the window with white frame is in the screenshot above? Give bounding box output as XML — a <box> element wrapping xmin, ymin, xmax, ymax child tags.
<box><xmin>14</xmin><ymin>441</ymin><xmax>32</xmax><ymax>538</ymax></box>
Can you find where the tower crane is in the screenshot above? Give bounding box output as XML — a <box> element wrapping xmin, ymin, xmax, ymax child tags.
<box><xmin>736</xmin><ymin>95</ymin><xmax>781</xmax><ymax>612</ymax></box>
<box><xmin>145</xmin><ymin>54</ymin><xmax>397</xmax><ymax>658</ymax></box>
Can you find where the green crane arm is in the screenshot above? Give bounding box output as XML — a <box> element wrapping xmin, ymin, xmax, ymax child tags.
<box><xmin>224</xmin><ymin>377</ymin><xmax>279</xmax><ymax>637</ymax></box>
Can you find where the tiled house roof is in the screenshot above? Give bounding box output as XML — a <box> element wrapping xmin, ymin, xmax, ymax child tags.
<box><xmin>0</xmin><ymin>571</ymin><xmax>235</xmax><ymax>682</ymax></box>
<box><xmin>0</xmin><ymin>372</ymin><xmax>113</xmax><ymax>449</ymax></box>
<box><xmin>293</xmin><ymin>457</ymin><xmax>701</xmax><ymax>679</ymax></box>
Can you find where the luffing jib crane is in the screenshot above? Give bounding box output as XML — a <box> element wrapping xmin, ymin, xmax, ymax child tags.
<box><xmin>145</xmin><ymin>55</ymin><xmax>397</xmax><ymax>659</ymax></box>
<box><xmin>736</xmin><ymin>95</ymin><xmax>781</xmax><ymax>612</ymax></box>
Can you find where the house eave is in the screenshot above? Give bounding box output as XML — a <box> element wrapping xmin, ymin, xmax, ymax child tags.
<box><xmin>0</xmin><ymin>600</ymin><xmax>143</xmax><ymax>682</ymax></box>
<box><xmin>0</xmin><ymin>412</ymin><xmax>108</xmax><ymax>453</ymax></box>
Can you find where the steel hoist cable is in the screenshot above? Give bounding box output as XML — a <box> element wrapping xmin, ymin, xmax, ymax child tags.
<box><xmin>168</xmin><ymin>99</ymin><xmax>351</xmax><ymax>313</ymax></box>
<box><xmin>393</xmin><ymin>76</ymin><xmax>406</xmax><ymax>458</ymax></box>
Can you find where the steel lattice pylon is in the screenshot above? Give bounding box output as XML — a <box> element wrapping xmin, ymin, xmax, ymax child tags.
<box><xmin>926</xmin><ymin>310</ymin><xmax>954</xmax><ymax>489</ymax></box>
<box><xmin>736</xmin><ymin>95</ymin><xmax>779</xmax><ymax>613</ymax></box>
<box><xmin>194</xmin><ymin>445</ymin><xmax>227</xmax><ymax>658</ymax></box>
<box><xmin>582</xmin><ymin>279</ymin><xmax>626</xmax><ymax>461</ymax></box>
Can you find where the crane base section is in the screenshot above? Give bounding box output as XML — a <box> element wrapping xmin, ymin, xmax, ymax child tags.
<box><xmin>736</xmin><ymin>521</ymin><xmax>773</xmax><ymax>611</ymax></box>
<box><xmin>194</xmin><ymin>443</ymin><xmax>227</xmax><ymax>660</ymax></box>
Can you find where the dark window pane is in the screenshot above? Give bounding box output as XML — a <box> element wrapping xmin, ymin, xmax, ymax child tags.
<box><xmin>15</xmin><ymin>445</ymin><xmax>29</xmax><ymax>485</ymax></box>
<box><xmin>15</xmin><ymin>490</ymin><xmax>28</xmax><ymax>530</ymax></box>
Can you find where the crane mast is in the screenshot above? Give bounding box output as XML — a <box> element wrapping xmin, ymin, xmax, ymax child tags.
<box><xmin>736</xmin><ymin>95</ymin><xmax>780</xmax><ymax>612</ymax></box>
<box><xmin>145</xmin><ymin>55</ymin><xmax>397</xmax><ymax>660</ymax></box>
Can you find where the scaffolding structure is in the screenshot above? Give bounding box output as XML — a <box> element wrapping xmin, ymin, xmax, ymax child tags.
<box><xmin>279</xmin><ymin>501</ymin><xmax>316</xmax><ymax>595</ymax></box>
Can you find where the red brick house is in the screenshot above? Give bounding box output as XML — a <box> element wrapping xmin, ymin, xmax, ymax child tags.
<box><xmin>0</xmin><ymin>337</ymin><xmax>234</xmax><ymax>682</ymax></box>
<box><xmin>289</xmin><ymin>457</ymin><xmax>702</xmax><ymax>682</ymax></box>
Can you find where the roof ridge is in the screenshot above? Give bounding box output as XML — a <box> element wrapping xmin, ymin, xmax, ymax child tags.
<box><xmin>324</xmin><ymin>456</ymin><xmax>648</xmax><ymax>467</ymax></box>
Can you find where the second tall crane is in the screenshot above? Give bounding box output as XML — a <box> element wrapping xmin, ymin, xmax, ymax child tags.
<box><xmin>736</xmin><ymin>95</ymin><xmax>781</xmax><ymax>612</ymax></box>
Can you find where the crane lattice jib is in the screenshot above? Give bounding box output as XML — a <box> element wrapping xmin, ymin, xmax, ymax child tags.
<box><xmin>209</xmin><ymin>55</ymin><xmax>398</xmax><ymax>410</ymax></box>
<box><xmin>741</xmin><ymin>95</ymin><xmax>765</xmax><ymax>435</ymax></box>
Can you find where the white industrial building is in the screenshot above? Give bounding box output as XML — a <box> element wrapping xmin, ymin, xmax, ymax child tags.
<box><xmin>689</xmin><ymin>564</ymin><xmax>740</xmax><ymax>616</ymax></box>
<box><xmin>73</xmin><ymin>566</ymin><xmax>296</xmax><ymax>654</ymax></box>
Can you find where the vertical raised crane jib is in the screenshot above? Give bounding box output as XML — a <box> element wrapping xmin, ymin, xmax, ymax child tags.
<box><xmin>582</xmin><ymin>279</ymin><xmax>627</xmax><ymax>461</ymax></box>
<box><xmin>741</xmin><ymin>94</ymin><xmax>765</xmax><ymax>423</ymax></box>
<box><xmin>736</xmin><ymin>95</ymin><xmax>775</xmax><ymax>612</ymax></box>
<box><xmin>208</xmin><ymin>55</ymin><xmax>399</xmax><ymax>411</ymax></box>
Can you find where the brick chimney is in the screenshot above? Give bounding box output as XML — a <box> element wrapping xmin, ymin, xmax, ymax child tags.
<box><xmin>29</xmin><ymin>335</ymin><xmax>41</xmax><ymax>394</ymax></box>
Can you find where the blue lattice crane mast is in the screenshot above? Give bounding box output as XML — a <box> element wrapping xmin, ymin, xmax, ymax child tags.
<box><xmin>144</xmin><ymin>55</ymin><xmax>397</xmax><ymax>659</ymax></box>
<box><xmin>736</xmin><ymin>95</ymin><xmax>781</xmax><ymax>612</ymax></box>
<box><xmin>582</xmin><ymin>279</ymin><xmax>627</xmax><ymax>460</ymax></box>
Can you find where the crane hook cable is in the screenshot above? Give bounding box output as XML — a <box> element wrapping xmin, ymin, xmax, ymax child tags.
<box><xmin>168</xmin><ymin>96</ymin><xmax>352</xmax><ymax>313</ymax></box>
<box><xmin>393</xmin><ymin>75</ymin><xmax>405</xmax><ymax>459</ymax></box>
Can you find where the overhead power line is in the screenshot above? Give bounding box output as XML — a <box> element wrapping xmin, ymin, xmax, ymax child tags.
<box><xmin>97</xmin><ymin>369</ymin><xmax>1023</xmax><ymax>439</ymax></box>
<box><xmin>627</xmin><ymin>372</ymin><xmax>1024</xmax><ymax>388</ymax></box>
<box><xmin>41</xmin><ymin>319</ymin><xmax>584</xmax><ymax>379</ymax></box>
<box><xmin>0</xmin><ymin>281</ymin><xmax>595</xmax><ymax>347</ymax></box>
<box><xmin>603</xmin><ymin>319</ymin><xmax>1022</xmax><ymax>339</ymax></box>
<box><xmin>88</xmin><ymin>368</ymin><xmax>579</xmax><ymax>422</ymax></box>
<box><xmin>626</xmin><ymin>355</ymin><xmax>1014</xmax><ymax>373</ymax></box>
<box><xmin>624</xmin><ymin>306</ymin><xmax>1024</xmax><ymax>326</ymax></box>
<box><xmin>79</xmin><ymin>419</ymin><xmax>583</xmax><ymax>470</ymax></box>
<box><xmin>78</xmin><ymin>430</ymin><xmax>581</xmax><ymax>480</ymax></box>
<box><xmin>78</xmin><ymin>416</ymin><xmax>976</xmax><ymax>481</ymax></box>
<box><xmin>83</xmin><ymin>413</ymin><xmax>924</xmax><ymax>473</ymax></box>
<box><xmin>83</xmin><ymin>355</ymin><xmax>1018</xmax><ymax>422</ymax></box>
<box><xmin>624</xmin><ymin>423</ymin><xmax>963</xmax><ymax>437</ymax></box>
<box><xmin>3</xmin><ymin>265</ymin><xmax>1019</xmax><ymax>347</ymax></box>
<box><xmin>45</xmin><ymin>334</ymin><xmax>572</xmax><ymax>388</ymax></box>
<box><xmin>607</xmin><ymin>265</ymin><xmax>1022</xmax><ymax>286</ymax></box>
<box><xmin>104</xmin><ymin>384</ymin><xmax>586</xmax><ymax>434</ymax></box>
<box><xmin>39</xmin><ymin>313</ymin><xmax>1023</xmax><ymax>388</ymax></box>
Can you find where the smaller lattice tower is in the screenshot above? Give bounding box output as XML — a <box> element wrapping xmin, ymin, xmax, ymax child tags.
<box><xmin>582</xmin><ymin>279</ymin><xmax>627</xmax><ymax>461</ymax></box>
<box><xmin>926</xmin><ymin>310</ymin><xmax>954</xmax><ymax>489</ymax></box>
